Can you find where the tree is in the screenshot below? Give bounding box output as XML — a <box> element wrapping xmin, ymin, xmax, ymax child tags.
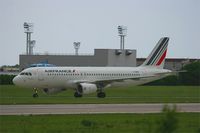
<box><xmin>0</xmin><ymin>75</ymin><xmax>15</xmax><ymax>85</ymax></box>
<box><xmin>178</xmin><ymin>61</ymin><xmax>200</xmax><ymax>85</ymax></box>
<box><xmin>145</xmin><ymin>61</ymin><xmax>200</xmax><ymax>86</ymax></box>
<box><xmin>157</xmin><ymin>105</ymin><xmax>178</xmax><ymax>133</ymax></box>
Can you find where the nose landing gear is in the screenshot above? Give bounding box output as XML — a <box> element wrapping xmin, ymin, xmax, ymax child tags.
<box><xmin>33</xmin><ymin>88</ymin><xmax>38</xmax><ymax>98</ymax></box>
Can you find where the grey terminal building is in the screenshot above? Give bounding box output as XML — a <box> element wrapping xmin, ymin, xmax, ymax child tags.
<box><xmin>19</xmin><ymin>48</ymin><xmax>198</xmax><ymax>71</ymax></box>
<box><xmin>20</xmin><ymin>49</ymin><xmax>137</xmax><ymax>71</ymax></box>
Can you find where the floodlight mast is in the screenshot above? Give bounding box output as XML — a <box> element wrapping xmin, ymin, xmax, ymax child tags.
<box><xmin>118</xmin><ymin>25</ymin><xmax>127</xmax><ymax>50</ymax></box>
<box><xmin>73</xmin><ymin>42</ymin><xmax>81</xmax><ymax>55</ymax></box>
<box><xmin>29</xmin><ymin>40</ymin><xmax>36</xmax><ymax>55</ymax></box>
<box><xmin>24</xmin><ymin>22</ymin><xmax>34</xmax><ymax>55</ymax></box>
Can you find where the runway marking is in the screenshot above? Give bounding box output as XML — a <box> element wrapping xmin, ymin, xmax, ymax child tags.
<box><xmin>0</xmin><ymin>103</ymin><xmax>199</xmax><ymax>115</ymax></box>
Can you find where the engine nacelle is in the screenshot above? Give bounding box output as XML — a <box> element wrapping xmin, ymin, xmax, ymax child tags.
<box><xmin>77</xmin><ymin>83</ymin><xmax>97</xmax><ymax>94</ymax></box>
<box><xmin>43</xmin><ymin>88</ymin><xmax>66</xmax><ymax>94</ymax></box>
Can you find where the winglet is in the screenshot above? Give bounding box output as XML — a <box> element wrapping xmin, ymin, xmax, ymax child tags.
<box><xmin>141</xmin><ymin>37</ymin><xmax>169</xmax><ymax>69</ymax></box>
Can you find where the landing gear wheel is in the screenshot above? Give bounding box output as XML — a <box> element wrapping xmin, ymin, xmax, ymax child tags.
<box><xmin>97</xmin><ymin>92</ymin><xmax>106</xmax><ymax>98</ymax></box>
<box><xmin>33</xmin><ymin>93</ymin><xmax>38</xmax><ymax>98</ymax></box>
<box><xmin>74</xmin><ymin>92</ymin><xmax>82</xmax><ymax>98</ymax></box>
<box><xmin>33</xmin><ymin>88</ymin><xmax>38</xmax><ymax>98</ymax></box>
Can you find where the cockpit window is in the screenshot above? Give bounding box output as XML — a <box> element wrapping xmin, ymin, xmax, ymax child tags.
<box><xmin>20</xmin><ymin>72</ymin><xmax>32</xmax><ymax>76</ymax></box>
<box><xmin>20</xmin><ymin>72</ymin><xmax>25</xmax><ymax>75</ymax></box>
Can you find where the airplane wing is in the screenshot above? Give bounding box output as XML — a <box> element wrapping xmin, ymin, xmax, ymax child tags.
<box><xmin>71</xmin><ymin>76</ymin><xmax>143</xmax><ymax>88</ymax></box>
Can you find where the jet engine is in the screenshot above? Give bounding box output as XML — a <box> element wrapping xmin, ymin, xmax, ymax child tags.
<box><xmin>43</xmin><ymin>88</ymin><xmax>66</xmax><ymax>94</ymax></box>
<box><xmin>77</xmin><ymin>83</ymin><xmax>97</xmax><ymax>94</ymax></box>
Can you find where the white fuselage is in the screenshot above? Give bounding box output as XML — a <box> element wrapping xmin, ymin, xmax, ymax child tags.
<box><xmin>13</xmin><ymin>37</ymin><xmax>171</xmax><ymax>97</ymax></box>
<box><xmin>13</xmin><ymin>66</ymin><xmax>171</xmax><ymax>89</ymax></box>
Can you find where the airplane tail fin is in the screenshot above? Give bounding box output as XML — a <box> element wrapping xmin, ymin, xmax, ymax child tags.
<box><xmin>141</xmin><ymin>37</ymin><xmax>169</xmax><ymax>69</ymax></box>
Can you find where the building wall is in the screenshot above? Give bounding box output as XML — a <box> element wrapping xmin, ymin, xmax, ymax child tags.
<box><xmin>137</xmin><ymin>58</ymin><xmax>199</xmax><ymax>71</ymax></box>
<box><xmin>20</xmin><ymin>49</ymin><xmax>198</xmax><ymax>71</ymax></box>
<box><xmin>20</xmin><ymin>49</ymin><xmax>137</xmax><ymax>70</ymax></box>
<box><xmin>107</xmin><ymin>49</ymin><xmax>136</xmax><ymax>67</ymax></box>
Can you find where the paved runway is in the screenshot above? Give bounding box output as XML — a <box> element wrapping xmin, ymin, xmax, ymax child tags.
<box><xmin>0</xmin><ymin>103</ymin><xmax>199</xmax><ymax>115</ymax></box>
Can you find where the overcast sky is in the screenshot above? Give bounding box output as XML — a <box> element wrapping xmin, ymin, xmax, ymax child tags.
<box><xmin>0</xmin><ymin>0</ymin><xmax>199</xmax><ymax>66</ymax></box>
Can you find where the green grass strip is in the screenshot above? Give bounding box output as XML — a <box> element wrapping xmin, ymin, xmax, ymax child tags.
<box><xmin>0</xmin><ymin>113</ymin><xmax>199</xmax><ymax>133</ymax></box>
<box><xmin>0</xmin><ymin>85</ymin><xmax>199</xmax><ymax>104</ymax></box>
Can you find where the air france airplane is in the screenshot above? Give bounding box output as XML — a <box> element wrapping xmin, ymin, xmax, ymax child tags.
<box><xmin>13</xmin><ymin>37</ymin><xmax>172</xmax><ymax>98</ymax></box>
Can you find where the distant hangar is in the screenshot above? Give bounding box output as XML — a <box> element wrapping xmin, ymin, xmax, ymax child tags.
<box><xmin>20</xmin><ymin>49</ymin><xmax>137</xmax><ymax>71</ymax></box>
<box><xmin>19</xmin><ymin>50</ymin><xmax>198</xmax><ymax>71</ymax></box>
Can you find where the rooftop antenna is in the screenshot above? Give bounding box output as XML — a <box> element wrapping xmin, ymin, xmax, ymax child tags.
<box><xmin>73</xmin><ymin>42</ymin><xmax>81</xmax><ymax>55</ymax></box>
<box><xmin>118</xmin><ymin>25</ymin><xmax>127</xmax><ymax>50</ymax></box>
<box><xmin>24</xmin><ymin>22</ymin><xmax>34</xmax><ymax>55</ymax></box>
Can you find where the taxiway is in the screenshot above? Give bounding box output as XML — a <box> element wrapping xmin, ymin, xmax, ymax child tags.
<box><xmin>0</xmin><ymin>103</ymin><xmax>199</xmax><ymax>115</ymax></box>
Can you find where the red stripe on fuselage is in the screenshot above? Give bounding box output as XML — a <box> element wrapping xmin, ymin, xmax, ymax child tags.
<box><xmin>156</xmin><ymin>49</ymin><xmax>167</xmax><ymax>65</ymax></box>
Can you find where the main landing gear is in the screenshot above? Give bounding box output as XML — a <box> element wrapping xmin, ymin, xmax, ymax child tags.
<box><xmin>97</xmin><ymin>92</ymin><xmax>106</xmax><ymax>98</ymax></box>
<box><xmin>74</xmin><ymin>92</ymin><xmax>82</xmax><ymax>98</ymax></box>
<box><xmin>97</xmin><ymin>87</ymin><xmax>106</xmax><ymax>98</ymax></box>
<box><xmin>33</xmin><ymin>88</ymin><xmax>39</xmax><ymax>98</ymax></box>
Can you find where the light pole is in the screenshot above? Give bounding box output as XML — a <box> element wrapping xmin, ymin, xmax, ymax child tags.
<box><xmin>73</xmin><ymin>42</ymin><xmax>81</xmax><ymax>55</ymax></box>
<box><xmin>24</xmin><ymin>22</ymin><xmax>33</xmax><ymax>55</ymax></box>
<box><xmin>29</xmin><ymin>40</ymin><xmax>36</xmax><ymax>55</ymax></box>
<box><xmin>118</xmin><ymin>25</ymin><xmax>127</xmax><ymax>50</ymax></box>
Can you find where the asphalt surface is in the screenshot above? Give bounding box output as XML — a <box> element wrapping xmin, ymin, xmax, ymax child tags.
<box><xmin>0</xmin><ymin>103</ymin><xmax>199</xmax><ymax>115</ymax></box>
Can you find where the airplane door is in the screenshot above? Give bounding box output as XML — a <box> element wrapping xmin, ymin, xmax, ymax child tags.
<box><xmin>37</xmin><ymin>69</ymin><xmax>44</xmax><ymax>81</ymax></box>
<box><xmin>37</xmin><ymin>68</ymin><xmax>49</xmax><ymax>88</ymax></box>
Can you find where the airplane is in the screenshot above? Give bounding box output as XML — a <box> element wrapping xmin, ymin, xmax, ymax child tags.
<box><xmin>13</xmin><ymin>37</ymin><xmax>172</xmax><ymax>98</ymax></box>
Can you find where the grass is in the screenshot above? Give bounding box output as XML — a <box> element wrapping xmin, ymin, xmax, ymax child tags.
<box><xmin>0</xmin><ymin>113</ymin><xmax>199</xmax><ymax>133</ymax></box>
<box><xmin>0</xmin><ymin>85</ymin><xmax>199</xmax><ymax>104</ymax></box>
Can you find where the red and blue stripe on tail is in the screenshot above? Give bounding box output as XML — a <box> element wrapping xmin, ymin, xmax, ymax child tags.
<box><xmin>141</xmin><ymin>37</ymin><xmax>169</xmax><ymax>69</ymax></box>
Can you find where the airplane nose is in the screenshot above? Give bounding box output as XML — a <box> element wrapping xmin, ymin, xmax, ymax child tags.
<box><xmin>13</xmin><ymin>76</ymin><xmax>20</xmax><ymax>85</ymax></box>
